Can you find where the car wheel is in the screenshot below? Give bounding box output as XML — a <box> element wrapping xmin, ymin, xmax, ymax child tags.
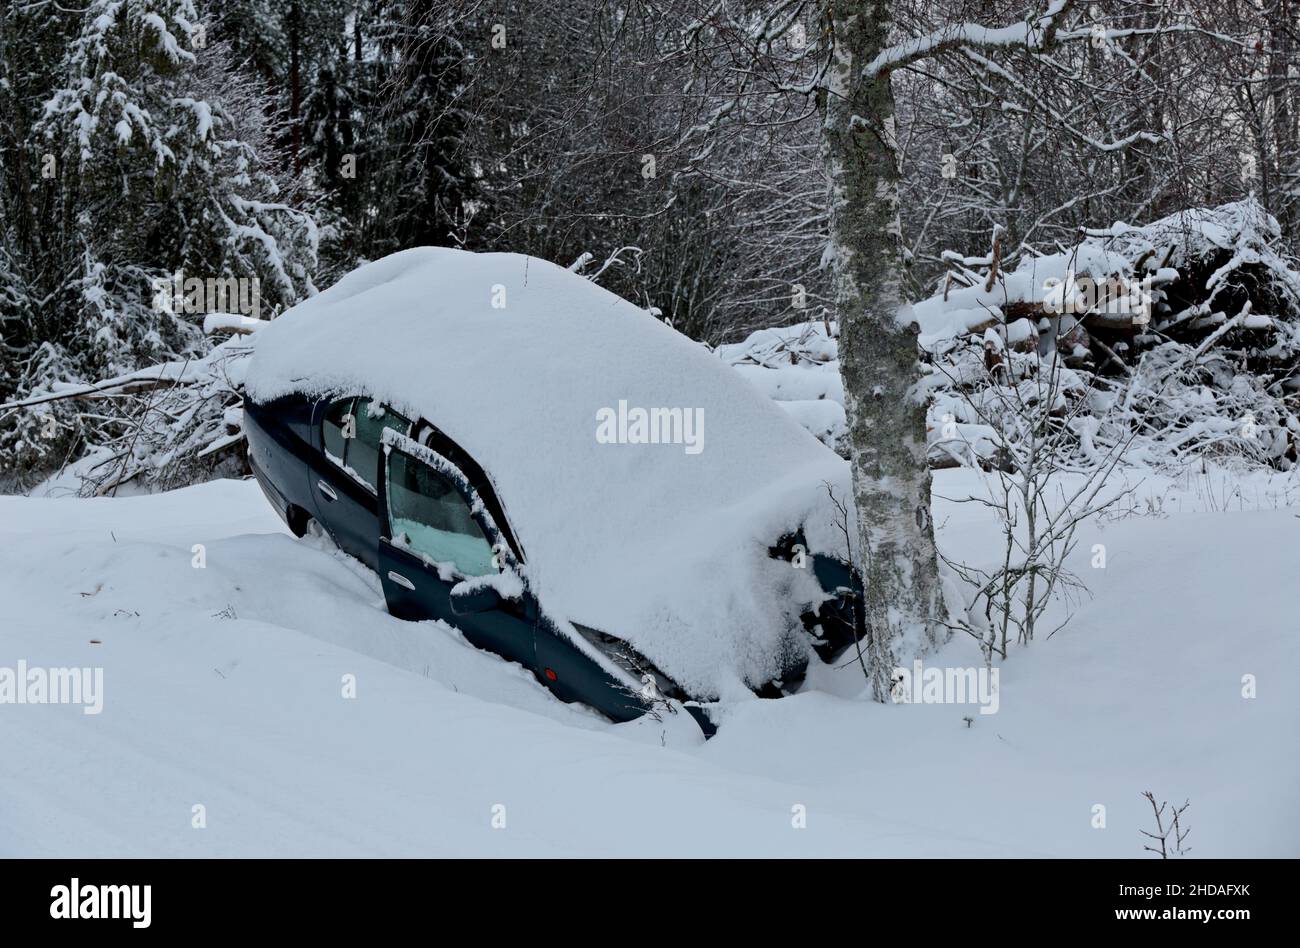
<box><xmin>298</xmin><ymin>515</ymin><xmax>341</xmax><ymax>554</ymax></box>
<box><xmin>285</xmin><ymin>503</ymin><xmax>312</xmax><ymax>537</ymax></box>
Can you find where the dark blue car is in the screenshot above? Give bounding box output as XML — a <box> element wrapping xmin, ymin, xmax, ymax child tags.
<box><xmin>241</xmin><ymin>249</ymin><xmax>863</xmax><ymax>735</ymax></box>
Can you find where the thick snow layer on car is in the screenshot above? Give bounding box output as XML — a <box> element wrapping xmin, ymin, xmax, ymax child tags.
<box><xmin>246</xmin><ymin>248</ymin><xmax>851</xmax><ymax>697</ymax></box>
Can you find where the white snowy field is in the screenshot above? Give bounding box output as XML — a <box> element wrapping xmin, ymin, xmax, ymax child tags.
<box><xmin>1</xmin><ymin>469</ymin><xmax>1296</xmax><ymax>857</ymax></box>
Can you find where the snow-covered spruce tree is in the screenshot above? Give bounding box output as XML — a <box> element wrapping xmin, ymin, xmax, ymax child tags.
<box><xmin>0</xmin><ymin>0</ymin><xmax>77</xmax><ymax>435</ymax></box>
<box><xmin>0</xmin><ymin>242</ymin><xmax>34</xmax><ymax>426</ymax></box>
<box><xmin>301</xmin><ymin>12</ymin><xmax>386</xmax><ymax>281</ymax></box>
<box><xmin>300</xmin><ymin>0</ymin><xmax>479</xmax><ymax>272</ymax></box>
<box><xmin>369</xmin><ymin>0</ymin><xmax>478</xmax><ymax>253</ymax></box>
<box><xmin>37</xmin><ymin>0</ymin><xmax>317</xmax><ymax>312</ymax></box>
<box><xmin>212</xmin><ymin>0</ymin><xmax>285</xmax><ymax>84</ymax></box>
<box><xmin>1</xmin><ymin>0</ymin><xmax>317</xmax><ymax>486</ymax></box>
<box><xmin>301</xmin><ymin>42</ymin><xmax>364</xmax><ymax>279</ymax></box>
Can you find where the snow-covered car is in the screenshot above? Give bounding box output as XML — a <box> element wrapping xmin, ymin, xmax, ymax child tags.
<box><xmin>243</xmin><ymin>248</ymin><xmax>861</xmax><ymax>734</ymax></box>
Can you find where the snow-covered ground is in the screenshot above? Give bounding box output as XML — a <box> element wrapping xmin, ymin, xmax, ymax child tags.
<box><xmin>1</xmin><ymin>469</ymin><xmax>1296</xmax><ymax>857</ymax></box>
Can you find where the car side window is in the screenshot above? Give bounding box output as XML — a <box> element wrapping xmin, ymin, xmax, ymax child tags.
<box><xmin>349</xmin><ymin>399</ymin><xmax>410</xmax><ymax>490</ymax></box>
<box><xmin>386</xmin><ymin>449</ymin><xmax>495</xmax><ymax>578</ymax></box>
<box><xmin>322</xmin><ymin>397</ymin><xmax>354</xmax><ymax>463</ymax></box>
<box><xmin>322</xmin><ymin>395</ymin><xmax>410</xmax><ymax>489</ymax></box>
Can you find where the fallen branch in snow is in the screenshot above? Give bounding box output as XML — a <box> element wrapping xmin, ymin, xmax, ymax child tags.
<box><xmin>19</xmin><ymin>334</ymin><xmax>256</xmax><ymax>496</ymax></box>
<box><xmin>0</xmin><ymin>372</ymin><xmax>184</xmax><ymax>414</ymax></box>
<box><xmin>567</xmin><ymin>246</ymin><xmax>645</xmax><ymax>284</ymax></box>
<box><xmin>202</xmin><ymin>312</ymin><xmax>267</xmax><ymax>335</ymax></box>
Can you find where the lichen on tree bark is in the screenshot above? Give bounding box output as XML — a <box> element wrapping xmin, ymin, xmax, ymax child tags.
<box><xmin>822</xmin><ymin>0</ymin><xmax>943</xmax><ymax>700</ymax></box>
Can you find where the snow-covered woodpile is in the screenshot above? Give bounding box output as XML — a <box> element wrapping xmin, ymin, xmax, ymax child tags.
<box><xmin>723</xmin><ymin>199</ymin><xmax>1300</xmax><ymax>472</ymax></box>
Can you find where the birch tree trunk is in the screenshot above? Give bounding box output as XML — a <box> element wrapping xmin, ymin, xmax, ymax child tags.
<box><xmin>822</xmin><ymin>0</ymin><xmax>942</xmax><ymax>700</ymax></box>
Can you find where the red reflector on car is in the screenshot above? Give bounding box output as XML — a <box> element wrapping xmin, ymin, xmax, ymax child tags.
<box><xmin>544</xmin><ymin>667</ymin><xmax>557</xmax><ymax>682</ymax></box>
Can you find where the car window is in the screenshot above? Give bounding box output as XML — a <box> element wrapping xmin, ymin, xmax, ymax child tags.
<box><xmin>322</xmin><ymin>396</ymin><xmax>353</xmax><ymax>463</ymax></box>
<box><xmin>349</xmin><ymin>399</ymin><xmax>410</xmax><ymax>490</ymax></box>
<box><xmin>322</xmin><ymin>396</ymin><xmax>410</xmax><ymax>490</ymax></box>
<box><xmin>386</xmin><ymin>449</ymin><xmax>495</xmax><ymax>578</ymax></box>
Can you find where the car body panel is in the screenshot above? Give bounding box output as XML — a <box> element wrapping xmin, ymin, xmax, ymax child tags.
<box><xmin>246</xmin><ymin>391</ymin><xmax>669</xmax><ymax>725</ymax></box>
<box><xmin>377</xmin><ymin>535</ymin><xmax>539</xmax><ymax>670</ymax></box>
<box><xmin>245</xmin><ymin>393</ymin><xmax>317</xmax><ymax>531</ymax></box>
<box><xmin>244</xmin><ymin>380</ymin><xmax>852</xmax><ymax>737</ymax></box>
<box><xmin>307</xmin><ymin>396</ymin><xmax>407</xmax><ymax>572</ymax></box>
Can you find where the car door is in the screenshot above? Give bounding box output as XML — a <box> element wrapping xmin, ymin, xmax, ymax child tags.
<box><xmin>376</xmin><ymin>434</ymin><xmax>536</xmax><ymax>673</ymax></box>
<box><xmin>311</xmin><ymin>395</ymin><xmax>411</xmax><ymax>571</ymax></box>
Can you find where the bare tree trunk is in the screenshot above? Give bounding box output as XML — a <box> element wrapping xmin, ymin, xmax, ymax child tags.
<box><xmin>289</xmin><ymin>0</ymin><xmax>302</xmax><ymax>176</ymax></box>
<box><xmin>1269</xmin><ymin>0</ymin><xmax>1296</xmax><ymax>234</ymax></box>
<box><xmin>821</xmin><ymin>0</ymin><xmax>942</xmax><ymax>700</ymax></box>
<box><xmin>354</xmin><ymin>4</ymin><xmax>364</xmax><ymax>64</ymax></box>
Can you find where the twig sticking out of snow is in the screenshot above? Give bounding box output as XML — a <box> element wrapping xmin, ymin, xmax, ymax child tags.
<box><xmin>1140</xmin><ymin>792</ymin><xmax>1192</xmax><ymax>858</ymax></box>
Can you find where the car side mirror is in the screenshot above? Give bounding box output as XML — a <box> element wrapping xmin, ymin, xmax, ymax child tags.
<box><xmin>449</xmin><ymin>582</ymin><xmax>502</xmax><ymax>616</ymax></box>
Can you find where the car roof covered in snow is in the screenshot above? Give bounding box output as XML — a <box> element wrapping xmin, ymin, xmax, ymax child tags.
<box><xmin>246</xmin><ymin>248</ymin><xmax>851</xmax><ymax>697</ymax></box>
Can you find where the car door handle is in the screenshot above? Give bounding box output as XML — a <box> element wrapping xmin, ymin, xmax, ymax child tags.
<box><xmin>387</xmin><ymin>571</ymin><xmax>415</xmax><ymax>591</ymax></box>
<box><xmin>317</xmin><ymin>480</ymin><xmax>337</xmax><ymax>501</ymax></box>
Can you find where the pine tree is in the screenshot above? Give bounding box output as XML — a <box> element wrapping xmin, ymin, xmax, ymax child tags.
<box><xmin>35</xmin><ymin>1</ymin><xmax>315</xmax><ymax>360</ymax></box>
<box><xmin>213</xmin><ymin>0</ymin><xmax>286</xmax><ymax>83</ymax></box>
<box><xmin>302</xmin><ymin>25</ymin><xmax>375</xmax><ymax>276</ymax></box>
<box><xmin>370</xmin><ymin>0</ymin><xmax>477</xmax><ymax>253</ymax></box>
<box><xmin>0</xmin><ymin>0</ymin><xmax>318</xmax><ymax>486</ymax></box>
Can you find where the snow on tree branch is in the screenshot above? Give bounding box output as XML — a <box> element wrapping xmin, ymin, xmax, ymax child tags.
<box><xmin>862</xmin><ymin>0</ymin><xmax>1078</xmax><ymax>78</ymax></box>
